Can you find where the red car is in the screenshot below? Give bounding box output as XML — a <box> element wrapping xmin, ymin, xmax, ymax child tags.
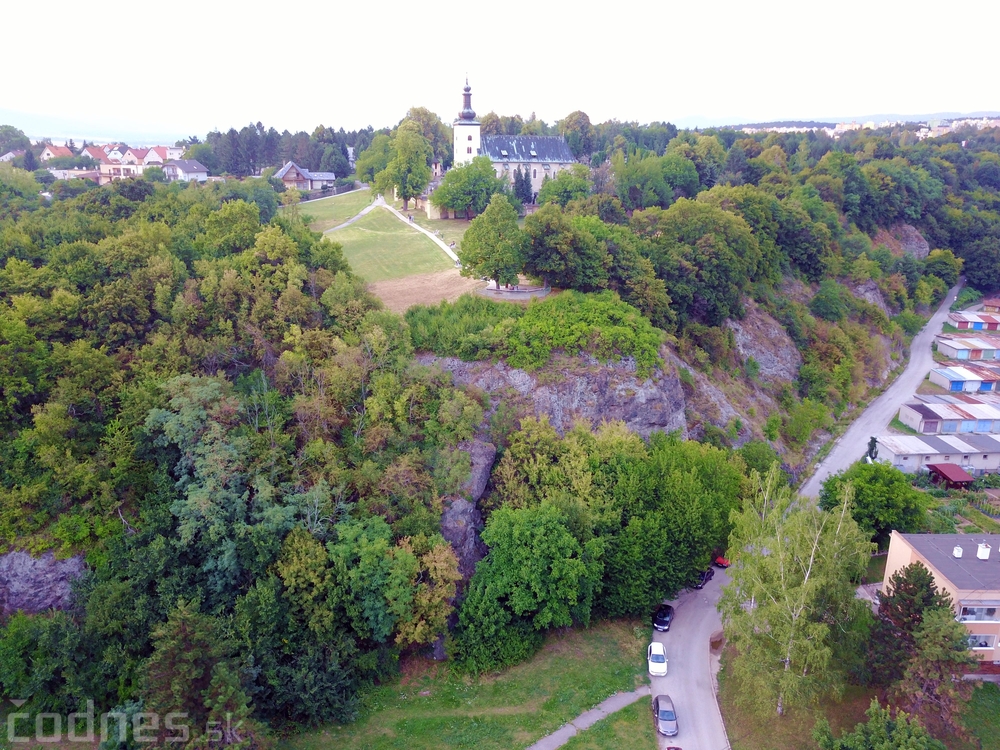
<box><xmin>714</xmin><ymin>556</ymin><xmax>730</xmax><ymax>568</ymax></box>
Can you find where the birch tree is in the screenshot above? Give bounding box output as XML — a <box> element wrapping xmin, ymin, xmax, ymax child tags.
<box><xmin>718</xmin><ymin>466</ymin><xmax>873</xmax><ymax>716</ymax></box>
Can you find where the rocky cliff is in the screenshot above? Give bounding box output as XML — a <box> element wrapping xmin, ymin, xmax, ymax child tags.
<box><xmin>416</xmin><ymin>353</ymin><xmax>688</xmax><ymax>439</ymax></box>
<box><xmin>0</xmin><ymin>551</ymin><xmax>85</xmax><ymax>616</ymax></box>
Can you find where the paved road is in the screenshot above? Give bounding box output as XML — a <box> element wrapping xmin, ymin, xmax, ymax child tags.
<box><xmin>650</xmin><ymin>571</ymin><xmax>730</xmax><ymax>750</ymax></box>
<box><xmin>799</xmin><ymin>283</ymin><xmax>962</xmax><ymax>498</ymax></box>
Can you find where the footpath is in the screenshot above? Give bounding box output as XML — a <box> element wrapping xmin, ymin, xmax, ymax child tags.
<box><xmin>524</xmin><ymin>686</ymin><xmax>651</xmax><ymax>750</ymax></box>
<box><xmin>325</xmin><ymin>194</ymin><xmax>460</xmax><ymax>264</ymax></box>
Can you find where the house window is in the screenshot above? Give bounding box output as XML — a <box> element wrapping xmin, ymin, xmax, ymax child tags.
<box><xmin>967</xmin><ymin>634</ymin><xmax>996</xmax><ymax>649</ymax></box>
<box><xmin>902</xmin><ymin>456</ymin><xmax>908</xmax><ymax>461</ymax></box>
<box><xmin>985</xmin><ymin>455</ymin><xmax>989</xmax><ymax>460</ymax></box>
<box><xmin>964</xmin><ymin>455</ymin><xmax>970</xmax><ymax>461</ymax></box>
<box><xmin>944</xmin><ymin>456</ymin><xmax>951</xmax><ymax>461</ymax></box>
<box><xmin>961</xmin><ymin>606</ymin><xmax>1000</xmax><ymax>622</ymax></box>
<box><xmin>925</xmin><ymin>456</ymin><xmax>931</xmax><ymax>460</ymax></box>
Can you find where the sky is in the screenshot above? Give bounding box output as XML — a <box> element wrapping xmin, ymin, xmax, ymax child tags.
<box><xmin>4</xmin><ymin>0</ymin><xmax>999</xmax><ymax>145</ymax></box>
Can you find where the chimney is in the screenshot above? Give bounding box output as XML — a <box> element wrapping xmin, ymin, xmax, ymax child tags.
<box><xmin>953</xmin><ymin>546</ymin><xmax>963</xmax><ymax>558</ymax></box>
<box><xmin>978</xmin><ymin>542</ymin><xmax>991</xmax><ymax>561</ymax></box>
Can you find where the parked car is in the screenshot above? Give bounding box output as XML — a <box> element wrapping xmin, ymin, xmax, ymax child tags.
<box><xmin>647</xmin><ymin>641</ymin><xmax>668</xmax><ymax>676</ymax></box>
<box><xmin>713</xmin><ymin>555</ymin><xmax>730</xmax><ymax>568</ymax></box>
<box><xmin>652</xmin><ymin>604</ymin><xmax>674</xmax><ymax>632</ymax></box>
<box><xmin>692</xmin><ymin>568</ymin><xmax>715</xmax><ymax>589</ymax></box>
<box><xmin>652</xmin><ymin>694</ymin><xmax>679</xmax><ymax>736</ymax></box>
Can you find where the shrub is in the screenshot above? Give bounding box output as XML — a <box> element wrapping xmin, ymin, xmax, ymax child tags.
<box><xmin>810</xmin><ymin>280</ymin><xmax>848</xmax><ymax>322</ymax></box>
<box><xmin>893</xmin><ymin>310</ymin><xmax>926</xmax><ymax>336</ymax></box>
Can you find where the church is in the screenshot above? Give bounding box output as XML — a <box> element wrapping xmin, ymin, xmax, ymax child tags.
<box><xmin>451</xmin><ymin>81</ymin><xmax>577</xmax><ymax>199</ymax></box>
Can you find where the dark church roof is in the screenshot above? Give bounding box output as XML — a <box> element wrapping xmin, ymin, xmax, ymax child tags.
<box><xmin>480</xmin><ymin>135</ymin><xmax>575</xmax><ymax>164</ymax></box>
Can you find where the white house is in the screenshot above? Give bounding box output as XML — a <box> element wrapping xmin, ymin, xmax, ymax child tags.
<box><xmin>38</xmin><ymin>144</ymin><xmax>73</xmax><ymax>161</ymax></box>
<box><xmin>273</xmin><ymin>162</ymin><xmax>337</xmax><ymax>191</ymax></box>
<box><xmin>162</xmin><ymin>159</ymin><xmax>208</xmax><ymax>183</ymax></box>
<box><xmin>0</xmin><ymin>150</ymin><xmax>24</xmax><ymax>162</ymax></box>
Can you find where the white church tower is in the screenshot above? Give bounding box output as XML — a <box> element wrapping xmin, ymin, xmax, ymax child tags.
<box><xmin>452</xmin><ymin>79</ymin><xmax>480</xmax><ymax>166</ymax></box>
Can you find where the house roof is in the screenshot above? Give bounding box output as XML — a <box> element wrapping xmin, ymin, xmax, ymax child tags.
<box><xmin>273</xmin><ymin>162</ymin><xmax>335</xmax><ymax>181</ymax></box>
<box><xmin>148</xmin><ymin>147</ymin><xmax>169</xmax><ymax>159</ymax></box>
<box><xmin>897</xmin><ymin>533</ymin><xmax>1000</xmax><ymax>592</ymax></box>
<box><xmin>127</xmin><ymin>148</ymin><xmax>149</xmax><ymax>160</ymax></box>
<box><xmin>274</xmin><ymin>161</ymin><xmax>307</xmax><ymax>180</ymax></box>
<box><xmin>80</xmin><ymin>146</ymin><xmax>111</xmax><ymax>163</ymax></box>
<box><xmin>926</xmin><ymin>463</ymin><xmax>975</xmax><ymax>483</ymax></box>
<box><xmin>165</xmin><ymin>159</ymin><xmax>207</xmax><ymax>173</ymax></box>
<box><xmin>876</xmin><ymin>433</ymin><xmax>1000</xmax><ymax>456</ymax></box>
<box><xmin>950</xmin><ymin>312</ymin><xmax>1000</xmax><ymax>325</ymax></box>
<box><xmin>982</xmin><ymin>298</ymin><xmax>1000</xmax><ymax>307</ymax></box>
<box><xmin>480</xmin><ymin>135</ymin><xmax>575</xmax><ymax>164</ymax></box>
<box><xmin>937</xmin><ymin>334</ymin><xmax>1000</xmax><ymax>350</ymax></box>
<box><xmin>42</xmin><ymin>145</ymin><xmax>73</xmax><ymax>158</ymax></box>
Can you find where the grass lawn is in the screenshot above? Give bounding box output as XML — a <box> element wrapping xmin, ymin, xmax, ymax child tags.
<box><xmin>889</xmin><ymin>415</ymin><xmax>920</xmax><ymax>435</ymax></box>
<box><xmin>285</xmin><ymin>619</ymin><xmax>647</xmax><ymax>750</ymax></box>
<box><xmin>864</xmin><ymin>553</ymin><xmax>888</xmax><ymax>584</ymax></box>
<box><xmin>965</xmin><ymin>681</ymin><xmax>1000</xmax><ymax>749</ymax></box>
<box><xmin>294</xmin><ymin>189</ymin><xmax>373</xmax><ymax>232</ymax></box>
<box><xmin>410</xmin><ymin>214</ymin><xmax>474</xmax><ymax>249</ymax></box>
<box><xmin>560</xmin><ymin>698</ymin><xmax>656</xmax><ymax>750</ymax></box>
<box><xmin>333</xmin><ymin>209</ymin><xmax>453</xmax><ymax>283</ymax></box>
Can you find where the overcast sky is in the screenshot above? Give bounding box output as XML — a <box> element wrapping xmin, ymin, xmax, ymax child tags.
<box><xmin>4</xmin><ymin>0</ymin><xmax>998</xmax><ymax>144</ymax></box>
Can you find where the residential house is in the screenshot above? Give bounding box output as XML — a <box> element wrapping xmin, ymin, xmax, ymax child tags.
<box><xmin>38</xmin><ymin>144</ymin><xmax>74</xmax><ymax>161</ymax></box>
<box><xmin>935</xmin><ymin>334</ymin><xmax>1000</xmax><ymax>361</ymax></box>
<box><xmin>875</xmin><ymin>433</ymin><xmax>1000</xmax><ymax>475</ymax></box>
<box><xmin>48</xmin><ymin>168</ymin><xmax>99</xmax><ymax>181</ymax></box>
<box><xmin>122</xmin><ymin>148</ymin><xmax>149</xmax><ymax>165</ymax></box>
<box><xmin>98</xmin><ymin>161</ymin><xmax>142</xmax><ymax>185</ymax></box>
<box><xmin>142</xmin><ymin>146</ymin><xmax>185</xmax><ymax>165</ymax></box>
<box><xmin>104</xmin><ymin>145</ymin><xmax>127</xmax><ymax>161</ymax></box>
<box><xmin>162</xmin><ymin>160</ymin><xmax>208</xmax><ymax>183</ymax></box>
<box><xmin>273</xmin><ymin>162</ymin><xmax>337</xmax><ymax>191</ymax></box>
<box><xmin>80</xmin><ymin>146</ymin><xmax>112</xmax><ymax>164</ymax></box>
<box><xmin>983</xmin><ymin>298</ymin><xmax>1000</xmax><ymax>313</ymax></box>
<box><xmin>0</xmin><ymin>150</ymin><xmax>25</xmax><ymax>162</ymax></box>
<box><xmin>450</xmin><ymin>82</ymin><xmax>576</xmax><ymax>199</ymax></box>
<box><xmin>949</xmin><ymin>312</ymin><xmax>1000</xmax><ymax>331</ymax></box>
<box><xmin>884</xmin><ymin>532</ymin><xmax>1000</xmax><ymax>669</ymax></box>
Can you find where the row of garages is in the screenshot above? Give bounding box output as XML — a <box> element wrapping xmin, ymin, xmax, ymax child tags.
<box><xmin>876</xmin><ymin>433</ymin><xmax>1000</xmax><ymax>476</ymax></box>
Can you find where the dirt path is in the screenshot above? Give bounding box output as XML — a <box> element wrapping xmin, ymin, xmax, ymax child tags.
<box><xmin>798</xmin><ymin>282</ymin><xmax>962</xmax><ymax>497</ymax></box>
<box><xmin>368</xmin><ymin>268</ymin><xmax>484</xmax><ymax>314</ymax></box>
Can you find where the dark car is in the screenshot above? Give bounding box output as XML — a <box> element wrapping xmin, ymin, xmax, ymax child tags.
<box><xmin>652</xmin><ymin>604</ymin><xmax>675</xmax><ymax>632</ymax></box>
<box><xmin>692</xmin><ymin>567</ymin><xmax>715</xmax><ymax>589</ymax></box>
<box><xmin>652</xmin><ymin>694</ymin><xmax>679</xmax><ymax>736</ymax></box>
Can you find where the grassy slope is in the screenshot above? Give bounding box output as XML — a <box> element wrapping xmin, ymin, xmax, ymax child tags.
<box><xmin>286</xmin><ymin>619</ymin><xmax>647</xmax><ymax>750</ymax></box>
<box><xmin>560</xmin><ymin>698</ymin><xmax>657</xmax><ymax>750</ymax></box>
<box><xmin>296</xmin><ymin>189</ymin><xmax>373</xmax><ymax>232</ymax></box>
<box><xmin>333</xmin><ymin>209</ymin><xmax>453</xmax><ymax>283</ymax></box>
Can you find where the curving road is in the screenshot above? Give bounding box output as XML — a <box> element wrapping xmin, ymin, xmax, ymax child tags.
<box><xmin>649</xmin><ymin>571</ymin><xmax>731</xmax><ymax>750</ymax></box>
<box><xmin>798</xmin><ymin>282</ymin><xmax>962</xmax><ymax>498</ymax></box>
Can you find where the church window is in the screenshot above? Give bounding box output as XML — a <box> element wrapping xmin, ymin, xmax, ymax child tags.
<box><xmin>468</xmin><ymin>135</ymin><xmax>473</xmax><ymax>141</ymax></box>
<box><xmin>467</xmin><ymin>147</ymin><xmax>472</xmax><ymax>154</ymax></box>
<box><xmin>500</xmin><ymin>149</ymin><xmax>508</xmax><ymax>157</ymax></box>
<box><xmin>533</xmin><ymin>169</ymin><xmax>537</xmax><ymax>178</ymax></box>
<box><xmin>530</xmin><ymin>150</ymin><xmax>537</xmax><ymax>157</ymax></box>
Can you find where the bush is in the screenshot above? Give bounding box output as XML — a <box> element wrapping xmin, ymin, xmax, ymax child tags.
<box><xmin>810</xmin><ymin>280</ymin><xmax>848</xmax><ymax>322</ymax></box>
<box><xmin>893</xmin><ymin>309</ymin><xmax>926</xmax><ymax>336</ymax></box>
<box><xmin>782</xmin><ymin>398</ymin><xmax>830</xmax><ymax>447</ymax></box>
<box><xmin>951</xmin><ymin>287</ymin><xmax>983</xmax><ymax>311</ymax></box>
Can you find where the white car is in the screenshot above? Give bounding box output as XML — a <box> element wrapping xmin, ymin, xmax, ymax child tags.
<box><xmin>647</xmin><ymin>641</ymin><xmax>668</xmax><ymax>676</ymax></box>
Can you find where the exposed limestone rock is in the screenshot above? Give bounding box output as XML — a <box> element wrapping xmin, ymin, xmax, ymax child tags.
<box><xmin>417</xmin><ymin>353</ymin><xmax>688</xmax><ymax>439</ymax></box>
<box><xmin>440</xmin><ymin>498</ymin><xmax>486</xmax><ymax>582</ymax></box>
<box><xmin>457</xmin><ymin>439</ymin><xmax>496</xmax><ymax>502</ymax></box>
<box><xmin>724</xmin><ymin>299</ymin><xmax>802</xmax><ymax>383</ymax></box>
<box><xmin>896</xmin><ymin>223</ymin><xmax>930</xmax><ymax>259</ymax></box>
<box><xmin>849</xmin><ymin>279</ymin><xmax>893</xmax><ymax>316</ymax></box>
<box><xmin>0</xmin><ymin>551</ymin><xmax>85</xmax><ymax>616</ymax></box>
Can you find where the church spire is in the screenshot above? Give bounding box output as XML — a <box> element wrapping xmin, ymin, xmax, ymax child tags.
<box><xmin>458</xmin><ymin>79</ymin><xmax>476</xmax><ymax>122</ymax></box>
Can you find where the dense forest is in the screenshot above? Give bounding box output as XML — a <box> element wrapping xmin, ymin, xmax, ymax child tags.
<box><xmin>2</xmin><ymin>113</ymin><xmax>1000</xmax><ymax>746</ymax></box>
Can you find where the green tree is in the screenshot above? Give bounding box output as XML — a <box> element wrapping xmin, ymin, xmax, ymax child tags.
<box><xmin>923</xmin><ymin>249</ymin><xmax>962</xmax><ymax>288</ymax></box>
<box><xmin>354</xmin><ymin>133</ymin><xmax>392</xmax><ymax>184</ymax></box>
<box><xmin>0</xmin><ymin>124</ymin><xmax>31</xmax><ymax>154</ymax></box>
<box><xmin>512</xmin><ymin>166</ymin><xmax>533</xmax><ymax>204</ymax></box>
<box><xmin>402</xmin><ymin>106</ymin><xmax>453</xmax><ymax>168</ymax></box>
<box><xmin>523</xmin><ymin>203</ymin><xmax>608</xmax><ymax>290</ymax></box>
<box><xmin>557</xmin><ymin>111</ymin><xmax>595</xmax><ymax>158</ymax></box>
<box><xmin>430</xmin><ymin>156</ymin><xmax>508</xmax><ymax>219</ymax></box>
<box><xmin>457</xmin><ymin>193</ymin><xmax>526</xmax><ymax>289</ymax></box>
<box><xmin>810</xmin><ymin>280</ymin><xmax>849</xmax><ymax>322</ymax></box>
<box><xmin>719</xmin><ymin>467</ymin><xmax>873</xmax><ymax>716</ymax></box>
<box><xmin>865</xmin><ymin>562</ymin><xmax>953</xmax><ymax>687</ymax></box>
<box><xmin>894</xmin><ymin>608</ymin><xmax>977</xmax><ymax>738</ymax></box>
<box><xmin>374</xmin><ymin>121</ymin><xmax>432</xmax><ymax>210</ymax></box>
<box><xmin>537</xmin><ymin>164</ymin><xmax>591</xmax><ymax>207</ymax></box>
<box><xmin>813</xmin><ymin>699</ymin><xmax>945</xmax><ymax>750</ymax></box>
<box><xmin>455</xmin><ymin>503</ymin><xmax>603</xmax><ymax>672</ymax></box>
<box><xmin>819</xmin><ymin>463</ymin><xmax>925</xmax><ymax>548</ymax></box>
